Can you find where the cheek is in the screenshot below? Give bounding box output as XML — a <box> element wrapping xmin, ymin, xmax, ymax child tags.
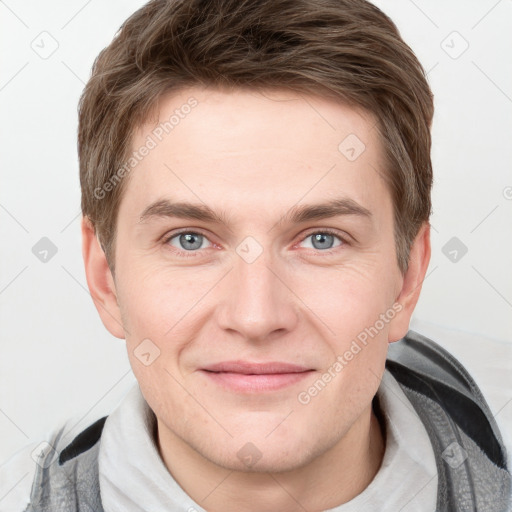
<box><xmin>117</xmin><ymin>262</ymin><xmax>224</xmax><ymax>387</ymax></box>
<box><xmin>119</xmin><ymin>273</ymin><xmax>197</xmax><ymax>413</ymax></box>
<box><xmin>287</xmin><ymin>259</ymin><xmax>397</xmax><ymax>403</ymax></box>
<box><xmin>117</xmin><ymin>257</ymin><xmax>214</xmax><ymax>334</ymax></box>
<box><xmin>290</xmin><ymin>258</ymin><xmax>399</xmax><ymax>335</ymax></box>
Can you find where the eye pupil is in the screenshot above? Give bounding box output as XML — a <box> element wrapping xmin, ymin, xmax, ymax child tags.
<box><xmin>312</xmin><ymin>233</ymin><xmax>334</xmax><ymax>250</ymax></box>
<box><xmin>180</xmin><ymin>233</ymin><xmax>202</xmax><ymax>250</ymax></box>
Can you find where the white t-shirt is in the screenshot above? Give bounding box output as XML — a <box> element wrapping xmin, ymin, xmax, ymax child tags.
<box><xmin>0</xmin><ymin>369</ymin><xmax>438</xmax><ymax>511</ymax></box>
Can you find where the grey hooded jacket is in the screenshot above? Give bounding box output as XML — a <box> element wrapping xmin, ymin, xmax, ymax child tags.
<box><xmin>24</xmin><ymin>331</ymin><xmax>512</xmax><ymax>511</ymax></box>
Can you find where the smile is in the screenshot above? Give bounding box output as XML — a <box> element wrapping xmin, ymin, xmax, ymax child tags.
<box><xmin>200</xmin><ymin>361</ymin><xmax>315</xmax><ymax>393</ymax></box>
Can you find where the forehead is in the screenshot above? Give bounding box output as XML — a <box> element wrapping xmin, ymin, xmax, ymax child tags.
<box><xmin>121</xmin><ymin>85</ymin><xmax>390</xmax><ymax>225</ymax></box>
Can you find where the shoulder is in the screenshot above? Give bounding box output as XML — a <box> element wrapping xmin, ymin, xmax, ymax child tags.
<box><xmin>386</xmin><ymin>327</ymin><xmax>511</xmax><ymax>509</ymax></box>
<box><xmin>386</xmin><ymin>329</ymin><xmax>507</xmax><ymax>462</ymax></box>
<box><xmin>390</xmin><ymin>324</ymin><xmax>512</xmax><ymax>461</ymax></box>
<box><xmin>0</xmin><ymin>417</ymin><xmax>107</xmax><ymax>512</ymax></box>
<box><xmin>0</xmin><ymin>440</ymin><xmax>39</xmax><ymax>512</ymax></box>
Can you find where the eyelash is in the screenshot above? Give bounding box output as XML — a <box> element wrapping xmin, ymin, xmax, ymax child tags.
<box><xmin>162</xmin><ymin>228</ymin><xmax>349</xmax><ymax>258</ymax></box>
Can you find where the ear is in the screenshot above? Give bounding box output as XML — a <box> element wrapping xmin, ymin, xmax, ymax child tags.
<box><xmin>388</xmin><ymin>222</ymin><xmax>431</xmax><ymax>343</ymax></box>
<box><xmin>81</xmin><ymin>216</ymin><xmax>125</xmax><ymax>339</ymax></box>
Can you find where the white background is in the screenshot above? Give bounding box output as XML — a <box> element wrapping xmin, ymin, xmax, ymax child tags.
<box><xmin>1</xmin><ymin>0</ymin><xmax>511</xmax><ymax>475</ymax></box>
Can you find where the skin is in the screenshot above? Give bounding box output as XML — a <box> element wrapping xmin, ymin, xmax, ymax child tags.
<box><xmin>82</xmin><ymin>85</ymin><xmax>430</xmax><ymax>511</ymax></box>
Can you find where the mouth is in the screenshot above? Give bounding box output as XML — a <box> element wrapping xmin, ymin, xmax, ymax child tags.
<box><xmin>200</xmin><ymin>361</ymin><xmax>315</xmax><ymax>393</ymax></box>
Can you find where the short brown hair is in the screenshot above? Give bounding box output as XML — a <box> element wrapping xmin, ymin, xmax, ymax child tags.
<box><xmin>78</xmin><ymin>0</ymin><xmax>434</xmax><ymax>274</ymax></box>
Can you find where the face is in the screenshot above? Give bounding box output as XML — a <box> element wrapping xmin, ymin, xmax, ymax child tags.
<box><xmin>103</xmin><ymin>86</ymin><xmax>415</xmax><ymax>473</ymax></box>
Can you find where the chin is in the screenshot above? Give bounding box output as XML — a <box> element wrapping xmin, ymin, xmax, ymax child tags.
<box><xmin>198</xmin><ymin>430</ymin><xmax>329</xmax><ymax>475</ymax></box>
<box><xmin>216</xmin><ymin>447</ymin><xmax>313</xmax><ymax>474</ymax></box>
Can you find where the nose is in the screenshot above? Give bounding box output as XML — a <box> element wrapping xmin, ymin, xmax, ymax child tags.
<box><xmin>215</xmin><ymin>245</ymin><xmax>299</xmax><ymax>343</ymax></box>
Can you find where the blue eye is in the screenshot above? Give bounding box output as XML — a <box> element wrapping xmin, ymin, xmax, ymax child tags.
<box><xmin>163</xmin><ymin>228</ymin><xmax>346</xmax><ymax>258</ymax></box>
<box><xmin>167</xmin><ymin>232</ymin><xmax>211</xmax><ymax>251</ymax></box>
<box><xmin>300</xmin><ymin>231</ymin><xmax>344</xmax><ymax>251</ymax></box>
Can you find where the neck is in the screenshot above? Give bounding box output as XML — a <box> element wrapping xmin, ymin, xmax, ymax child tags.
<box><xmin>156</xmin><ymin>404</ymin><xmax>385</xmax><ymax>512</ymax></box>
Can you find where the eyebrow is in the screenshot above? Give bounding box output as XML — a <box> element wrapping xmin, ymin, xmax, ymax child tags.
<box><xmin>138</xmin><ymin>197</ymin><xmax>372</xmax><ymax>226</ymax></box>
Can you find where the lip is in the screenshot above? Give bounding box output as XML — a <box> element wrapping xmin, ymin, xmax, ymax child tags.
<box><xmin>200</xmin><ymin>360</ymin><xmax>314</xmax><ymax>393</ymax></box>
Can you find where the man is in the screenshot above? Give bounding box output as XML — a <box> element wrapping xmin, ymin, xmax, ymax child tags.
<box><xmin>3</xmin><ymin>0</ymin><xmax>511</xmax><ymax>510</ymax></box>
